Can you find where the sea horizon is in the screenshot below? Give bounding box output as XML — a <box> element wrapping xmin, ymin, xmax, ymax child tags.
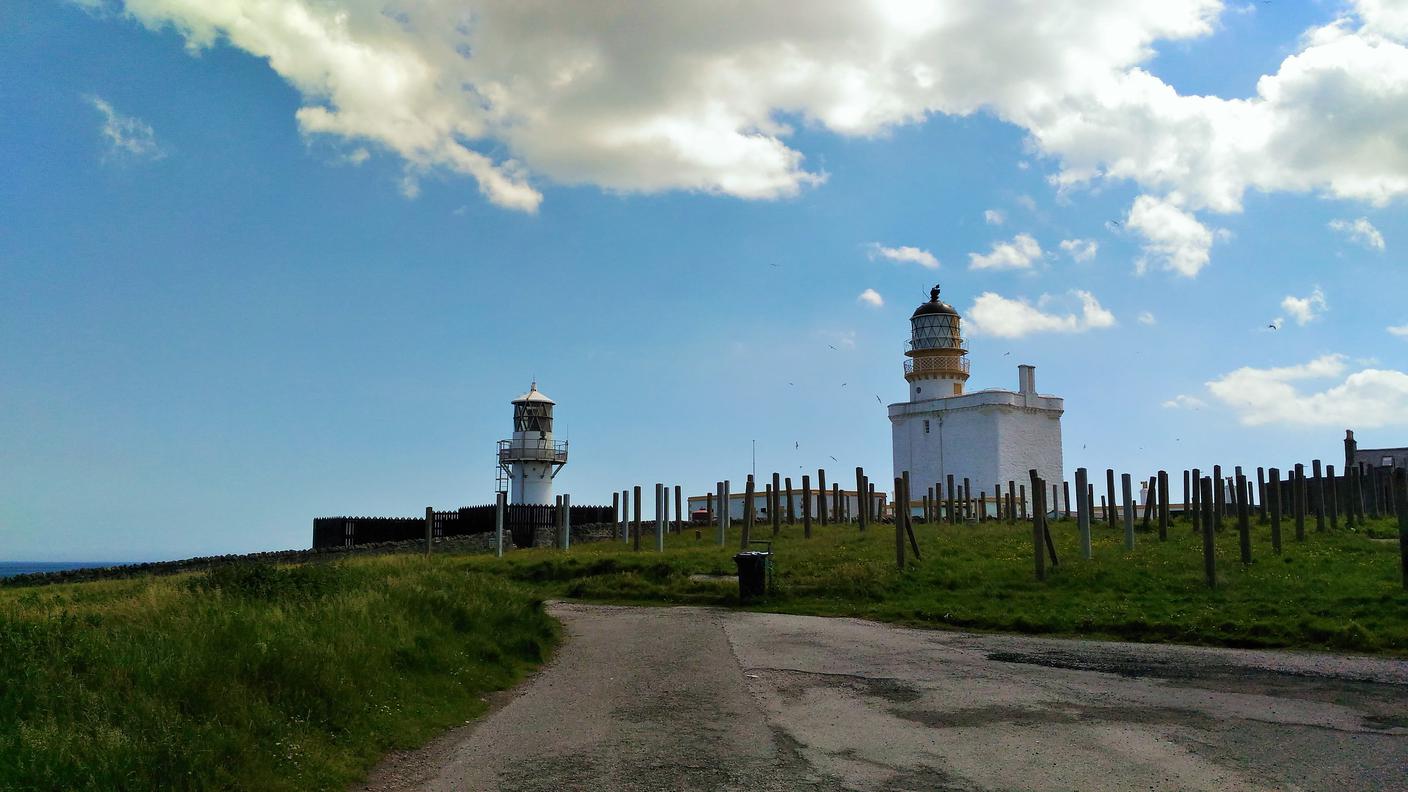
<box><xmin>0</xmin><ymin>561</ymin><xmax>138</xmax><ymax>579</ymax></box>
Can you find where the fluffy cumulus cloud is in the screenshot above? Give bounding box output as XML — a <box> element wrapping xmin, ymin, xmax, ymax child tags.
<box><xmin>968</xmin><ymin>233</ymin><xmax>1042</xmax><ymax>270</ymax></box>
<box><xmin>1058</xmin><ymin>238</ymin><xmax>1098</xmax><ymax>262</ymax></box>
<box><xmin>1125</xmin><ymin>195</ymin><xmax>1219</xmax><ymax>277</ymax></box>
<box><xmin>87</xmin><ymin>95</ymin><xmax>163</xmax><ymax>160</ymax></box>
<box><xmin>966</xmin><ymin>290</ymin><xmax>1115</xmax><ymax>338</ymax></box>
<box><xmin>1329</xmin><ymin>217</ymin><xmax>1387</xmax><ymax>250</ymax></box>
<box><xmin>1389</xmin><ymin>323</ymin><xmax>1408</xmax><ymax>337</ymax></box>
<box><xmin>80</xmin><ymin>0</ymin><xmax>1408</xmax><ymax>218</ymax></box>
<box><xmin>1138</xmin><ymin>311</ymin><xmax>1157</xmax><ymax>325</ymax></box>
<box><xmin>1162</xmin><ymin>394</ymin><xmax>1205</xmax><ymax>409</ymax></box>
<box><xmin>1206</xmin><ymin>354</ymin><xmax>1408</xmax><ymax>427</ymax></box>
<box><xmin>868</xmin><ymin>243</ymin><xmax>939</xmax><ymax>269</ymax></box>
<box><xmin>984</xmin><ymin>209</ymin><xmax>1005</xmax><ymax>225</ymax></box>
<box><xmin>1280</xmin><ymin>286</ymin><xmax>1328</xmax><ymax>325</ymax></box>
<box><xmin>857</xmin><ymin>288</ymin><xmax>884</xmax><ymax>308</ymax></box>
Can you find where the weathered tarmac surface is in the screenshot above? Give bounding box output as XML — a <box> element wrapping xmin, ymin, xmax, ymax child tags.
<box><xmin>361</xmin><ymin>603</ymin><xmax>1408</xmax><ymax>792</ymax></box>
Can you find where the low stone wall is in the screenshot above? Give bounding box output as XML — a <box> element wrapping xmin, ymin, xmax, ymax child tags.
<box><xmin>1</xmin><ymin>532</ymin><xmax>508</xmax><ymax>589</ymax></box>
<box><xmin>533</xmin><ymin>521</ymin><xmax>634</xmax><ymax>548</ymax></box>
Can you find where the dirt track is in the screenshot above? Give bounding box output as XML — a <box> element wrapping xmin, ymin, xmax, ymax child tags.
<box><xmin>359</xmin><ymin>603</ymin><xmax>1408</xmax><ymax>791</ymax></box>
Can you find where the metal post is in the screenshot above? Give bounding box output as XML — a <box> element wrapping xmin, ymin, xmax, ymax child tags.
<box><xmin>562</xmin><ymin>493</ymin><xmax>572</xmax><ymax>550</ymax></box>
<box><xmin>495</xmin><ymin>491</ymin><xmax>505</xmax><ymax>557</ymax></box>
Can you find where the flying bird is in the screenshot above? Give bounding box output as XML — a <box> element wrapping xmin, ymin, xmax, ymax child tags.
<box><xmin>829</xmin><ymin>455</ymin><xmax>838</xmax><ymax>462</ymax></box>
<box><xmin>795</xmin><ymin>441</ymin><xmax>799</xmax><ymax>449</ymax></box>
<box><xmin>1003</xmin><ymin>351</ymin><xmax>1011</xmax><ymax>356</ymax></box>
<box><xmin>874</xmin><ymin>394</ymin><xmax>883</xmax><ymax>404</ymax></box>
<box><xmin>1267</xmin><ymin>323</ymin><xmax>1278</xmax><ymax>330</ymax></box>
<box><xmin>827</xmin><ymin>344</ymin><xmax>838</xmax><ymax>351</ymax></box>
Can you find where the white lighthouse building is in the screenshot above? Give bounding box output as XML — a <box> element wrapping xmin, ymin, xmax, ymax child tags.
<box><xmin>497</xmin><ymin>382</ymin><xmax>568</xmax><ymax>505</ymax></box>
<box><xmin>889</xmin><ymin>286</ymin><xmax>1064</xmax><ymax>512</ymax></box>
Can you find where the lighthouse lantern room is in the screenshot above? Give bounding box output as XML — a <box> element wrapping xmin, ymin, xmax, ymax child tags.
<box><xmin>497</xmin><ymin>382</ymin><xmax>568</xmax><ymax>505</ymax></box>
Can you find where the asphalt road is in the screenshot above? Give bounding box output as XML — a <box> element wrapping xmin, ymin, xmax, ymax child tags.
<box><xmin>361</xmin><ymin>603</ymin><xmax>1408</xmax><ymax>792</ymax></box>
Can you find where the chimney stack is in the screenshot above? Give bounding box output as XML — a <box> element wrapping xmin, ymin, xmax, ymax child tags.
<box><xmin>1018</xmin><ymin>364</ymin><xmax>1036</xmax><ymax>395</ymax></box>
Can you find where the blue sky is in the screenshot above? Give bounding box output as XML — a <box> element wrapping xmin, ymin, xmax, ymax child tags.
<box><xmin>3</xmin><ymin>1</ymin><xmax>1406</xmax><ymax>560</ymax></box>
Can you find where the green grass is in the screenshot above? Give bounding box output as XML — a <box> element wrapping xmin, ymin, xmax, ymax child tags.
<box><xmin>0</xmin><ymin>555</ymin><xmax>557</xmax><ymax>792</ymax></box>
<box><xmin>468</xmin><ymin>516</ymin><xmax>1408</xmax><ymax>654</ymax></box>
<box><xmin>3</xmin><ymin>517</ymin><xmax>1402</xmax><ymax>790</ymax></box>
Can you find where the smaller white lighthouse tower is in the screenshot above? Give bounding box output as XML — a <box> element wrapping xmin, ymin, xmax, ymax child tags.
<box><xmin>497</xmin><ymin>382</ymin><xmax>568</xmax><ymax>505</ymax></box>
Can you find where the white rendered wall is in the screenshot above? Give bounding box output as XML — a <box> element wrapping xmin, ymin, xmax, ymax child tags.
<box><xmin>909</xmin><ymin>375</ymin><xmax>964</xmax><ymax>401</ymax></box>
<box><xmin>511</xmin><ymin>461</ymin><xmax>554</xmax><ymax>505</ymax></box>
<box><xmin>890</xmin><ymin>387</ymin><xmax>1064</xmax><ymax>512</ymax></box>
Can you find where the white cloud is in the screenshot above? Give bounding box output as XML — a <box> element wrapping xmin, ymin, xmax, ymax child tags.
<box><xmin>857</xmin><ymin>288</ymin><xmax>884</xmax><ymax>308</ymax></box>
<box><xmin>91</xmin><ymin>1</ymin><xmax>1408</xmax><ymax>216</ymax></box>
<box><xmin>1162</xmin><ymin>394</ymin><xmax>1205</xmax><ymax>409</ymax></box>
<box><xmin>1138</xmin><ymin>311</ymin><xmax>1157</xmax><ymax>325</ymax></box>
<box><xmin>1281</xmin><ymin>286</ymin><xmax>1328</xmax><ymax>325</ymax></box>
<box><xmin>87</xmin><ymin>95</ymin><xmax>163</xmax><ymax>160</ymax></box>
<box><xmin>1206</xmin><ymin>354</ymin><xmax>1408</xmax><ymax>427</ymax></box>
<box><xmin>1388</xmin><ymin>323</ymin><xmax>1408</xmax><ymax>337</ymax></box>
<box><xmin>1058</xmin><ymin>238</ymin><xmax>1098</xmax><ymax>262</ymax></box>
<box><xmin>868</xmin><ymin>243</ymin><xmax>939</xmax><ymax>269</ymax></box>
<box><xmin>1329</xmin><ymin>217</ymin><xmax>1386</xmax><ymax>251</ymax></box>
<box><xmin>1125</xmin><ymin>195</ymin><xmax>1218</xmax><ymax>277</ymax></box>
<box><xmin>984</xmin><ymin>209</ymin><xmax>1005</xmax><ymax>225</ymax></box>
<box><xmin>966</xmin><ymin>290</ymin><xmax>1116</xmax><ymax>338</ymax></box>
<box><xmin>968</xmin><ymin>233</ymin><xmax>1042</xmax><ymax>271</ymax></box>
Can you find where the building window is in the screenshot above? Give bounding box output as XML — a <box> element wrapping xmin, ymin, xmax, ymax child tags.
<box><xmin>1383</xmin><ymin>455</ymin><xmax>1395</xmax><ymax>467</ymax></box>
<box><xmin>924</xmin><ymin>419</ymin><xmax>930</xmax><ymax>434</ymax></box>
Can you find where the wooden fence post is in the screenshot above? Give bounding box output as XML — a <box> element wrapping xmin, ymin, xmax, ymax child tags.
<box><xmin>1326</xmin><ymin>466</ymin><xmax>1339</xmax><ymax>530</ymax></box>
<box><xmin>1343</xmin><ymin>468</ymin><xmax>1356</xmax><ymax>529</ymax></box>
<box><xmin>1236</xmin><ymin>473</ymin><xmax>1251</xmax><ymax>565</ymax></box>
<box><xmin>1121</xmin><ymin>473</ymin><xmax>1135</xmax><ymax>550</ymax></box>
<box><xmin>1052</xmin><ymin>482</ymin><xmax>1061</xmax><ymax>522</ymax></box>
<box><xmin>1030</xmin><ymin>470</ymin><xmax>1046</xmax><ymax>581</ymax></box>
<box><xmin>1268</xmin><ymin>468</ymin><xmax>1282</xmax><ymax>554</ymax></box>
<box><xmin>856</xmin><ymin>467</ymin><xmax>868</xmax><ymax>532</ymax></box>
<box><xmin>785</xmin><ymin>477</ymin><xmax>795</xmax><ymax>524</ymax></box>
<box><xmin>1190</xmin><ymin>467</ymin><xmax>1201</xmax><ymax>533</ymax></box>
<box><xmin>817</xmin><ymin>468</ymin><xmax>828</xmax><ymax>525</ymax></box>
<box><xmin>1394</xmin><ymin>468</ymin><xmax>1408</xmax><ymax>590</ymax></box>
<box><xmin>1201</xmin><ymin>476</ymin><xmax>1216</xmax><ymax>588</ymax></box>
<box><xmin>1105</xmin><ymin>469</ymin><xmax>1117</xmax><ymax>528</ymax></box>
<box><xmin>894</xmin><ymin>476</ymin><xmax>906</xmax><ymax>570</ymax></box>
<box><xmin>653</xmin><ymin>484</ymin><xmax>663</xmax><ymax>552</ymax></box>
<box><xmin>1256</xmin><ymin>467</ymin><xmax>1268</xmax><ymax>524</ymax></box>
<box><xmin>1063</xmin><ymin>480</ymin><xmax>1072</xmax><ymax>520</ymax></box>
<box><xmin>1157</xmin><ymin>470</ymin><xmax>1169</xmax><ymax>541</ymax></box>
<box><xmin>1075</xmin><ymin>467</ymin><xmax>1091</xmax><ymax>559</ymax></box>
<box><xmin>633</xmin><ymin>486</ymin><xmax>642</xmax><ymax>551</ymax></box>
<box><xmin>946</xmin><ymin>475</ymin><xmax>956</xmax><ymax>524</ymax></box>
<box><xmin>902</xmin><ymin>471</ymin><xmax>922</xmax><ymax>559</ymax></box>
<box><xmin>675</xmin><ymin>485</ymin><xmax>683</xmax><ymax>534</ymax></box>
<box><xmin>801</xmin><ymin>475</ymin><xmax>813</xmax><ymax>538</ymax></box>
<box><xmin>425</xmin><ymin>506</ymin><xmax>434</xmax><ymax>558</ymax></box>
<box><xmin>770</xmin><ymin>473</ymin><xmax>781</xmax><ymax>536</ymax></box>
<box><xmin>741</xmin><ymin>475</ymin><xmax>755</xmax><ymax>550</ymax></box>
<box><xmin>1312</xmin><ymin>460</ymin><xmax>1326</xmax><ymax>532</ymax></box>
<box><xmin>1294</xmin><ymin>463</ymin><xmax>1306</xmax><ymax>541</ymax></box>
<box><xmin>1142</xmin><ymin>475</ymin><xmax>1156</xmax><ymax>531</ymax></box>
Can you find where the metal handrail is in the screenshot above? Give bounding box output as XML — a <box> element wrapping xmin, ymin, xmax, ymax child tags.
<box><xmin>904</xmin><ymin>356</ymin><xmax>971</xmax><ymax>375</ymax></box>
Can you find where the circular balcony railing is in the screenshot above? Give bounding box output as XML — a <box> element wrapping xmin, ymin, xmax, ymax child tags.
<box><xmin>904</xmin><ymin>356</ymin><xmax>971</xmax><ymax>376</ymax></box>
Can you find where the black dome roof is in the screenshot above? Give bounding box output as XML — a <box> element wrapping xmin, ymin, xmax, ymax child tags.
<box><xmin>912</xmin><ymin>285</ymin><xmax>958</xmax><ymax>318</ymax></box>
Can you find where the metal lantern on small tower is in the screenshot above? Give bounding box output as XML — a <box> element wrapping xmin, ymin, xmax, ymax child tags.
<box><xmin>497</xmin><ymin>382</ymin><xmax>568</xmax><ymax>505</ymax></box>
<box><xmin>903</xmin><ymin>284</ymin><xmax>970</xmax><ymax>400</ymax></box>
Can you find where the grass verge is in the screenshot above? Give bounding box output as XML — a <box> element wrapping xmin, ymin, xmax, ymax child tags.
<box><xmin>469</xmin><ymin>517</ymin><xmax>1408</xmax><ymax>655</ymax></box>
<box><xmin>0</xmin><ymin>555</ymin><xmax>556</xmax><ymax>792</ymax></box>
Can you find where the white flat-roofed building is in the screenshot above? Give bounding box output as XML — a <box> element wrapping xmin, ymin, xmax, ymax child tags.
<box><xmin>889</xmin><ymin>285</ymin><xmax>1065</xmax><ymax>511</ymax></box>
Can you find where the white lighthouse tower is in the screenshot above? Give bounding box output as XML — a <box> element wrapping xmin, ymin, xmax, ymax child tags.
<box><xmin>497</xmin><ymin>382</ymin><xmax>568</xmax><ymax>505</ymax></box>
<box><xmin>889</xmin><ymin>285</ymin><xmax>1065</xmax><ymax>512</ymax></box>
